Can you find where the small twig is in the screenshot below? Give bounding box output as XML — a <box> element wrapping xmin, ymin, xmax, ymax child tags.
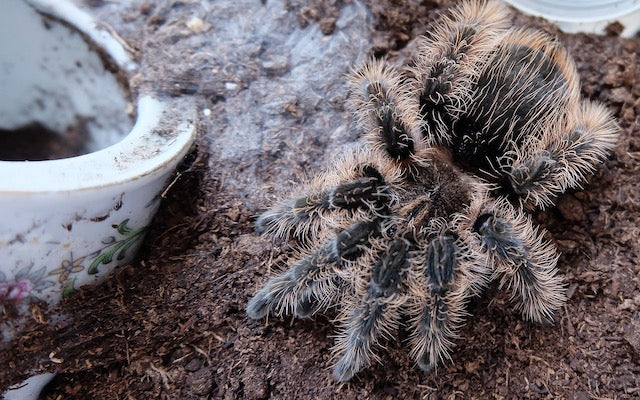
<box><xmin>193</xmin><ymin>345</ymin><xmax>211</xmax><ymax>366</ymax></box>
<box><xmin>149</xmin><ymin>363</ymin><xmax>172</xmax><ymax>390</ymax></box>
<box><xmin>122</xmin><ymin>328</ymin><xmax>131</xmax><ymax>365</ymax></box>
<box><xmin>96</xmin><ymin>22</ymin><xmax>139</xmax><ymax>56</ymax></box>
<box><xmin>171</xmin><ymin>351</ymin><xmax>194</xmax><ymax>365</ymax></box>
<box><xmin>161</xmin><ymin>172</ymin><xmax>182</xmax><ymax>198</ymax></box>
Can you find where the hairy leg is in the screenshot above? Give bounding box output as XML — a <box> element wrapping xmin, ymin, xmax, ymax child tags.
<box><xmin>331</xmin><ymin>233</ymin><xmax>410</xmax><ymax>381</ymax></box>
<box><xmin>473</xmin><ymin>199</ymin><xmax>565</xmax><ymax>323</ymax></box>
<box><xmin>507</xmin><ymin>100</ymin><xmax>619</xmax><ymax>208</ymax></box>
<box><xmin>255</xmin><ymin>148</ymin><xmax>403</xmax><ymax>243</ymax></box>
<box><xmin>407</xmin><ymin>227</ymin><xmax>488</xmax><ymax>371</ymax></box>
<box><xmin>409</xmin><ymin>0</ymin><xmax>510</xmax><ymax>145</ymax></box>
<box><xmin>247</xmin><ymin>219</ymin><xmax>381</xmax><ymax>319</ymax></box>
<box><xmin>347</xmin><ymin>58</ymin><xmax>420</xmax><ymax>162</ymax></box>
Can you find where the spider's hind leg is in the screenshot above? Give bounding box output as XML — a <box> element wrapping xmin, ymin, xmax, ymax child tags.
<box><xmin>347</xmin><ymin>58</ymin><xmax>420</xmax><ymax>163</ymax></box>
<box><xmin>507</xmin><ymin>100</ymin><xmax>619</xmax><ymax>208</ymax></box>
<box><xmin>473</xmin><ymin>200</ymin><xmax>566</xmax><ymax>324</ymax></box>
<box><xmin>410</xmin><ymin>0</ymin><xmax>510</xmax><ymax>145</ymax></box>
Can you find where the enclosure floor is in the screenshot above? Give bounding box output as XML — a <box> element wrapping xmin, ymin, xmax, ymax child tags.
<box><xmin>2</xmin><ymin>0</ymin><xmax>639</xmax><ymax>398</ymax></box>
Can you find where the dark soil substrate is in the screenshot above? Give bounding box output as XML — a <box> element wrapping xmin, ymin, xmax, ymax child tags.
<box><xmin>2</xmin><ymin>1</ymin><xmax>640</xmax><ymax>399</ymax></box>
<box><xmin>0</xmin><ymin>123</ymin><xmax>90</xmax><ymax>161</ymax></box>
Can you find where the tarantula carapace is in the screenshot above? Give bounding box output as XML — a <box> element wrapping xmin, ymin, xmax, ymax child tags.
<box><xmin>246</xmin><ymin>0</ymin><xmax>618</xmax><ymax>381</ymax></box>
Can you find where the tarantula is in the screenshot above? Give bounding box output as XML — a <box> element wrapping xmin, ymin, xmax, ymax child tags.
<box><xmin>247</xmin><ymin>0</ymin><xmax>618</xmax><ymax>381</ymax></box>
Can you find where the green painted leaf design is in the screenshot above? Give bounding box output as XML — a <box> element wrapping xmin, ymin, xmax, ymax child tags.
<box><xmin>117</xmin><ymin>219</ymin><xmax>133</xmax><ymax>235</ymax></box>
<box><xmin>87</xmin><ymin>219</ymin><xmax>147</xmax><ymax>275</ymax></box>
<box><xmin>62</xmin><ymin>277</ymin><xmax>77</xmax><ymax>298</ymax></box>
<box><xmin>88</xmin><ymin>251</ymin><xmax>117</xmax><ymax>274</ymax></box>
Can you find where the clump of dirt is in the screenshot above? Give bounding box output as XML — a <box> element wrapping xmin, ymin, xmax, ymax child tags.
<box><xmin>2</xmin><ymin>0</ymin><xmax>639</xmax><ymax>399</ymax></box>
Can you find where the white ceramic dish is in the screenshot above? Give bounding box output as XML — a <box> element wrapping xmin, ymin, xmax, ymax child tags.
<box><xmin>1</xmin><ymin>0</ymin><xmax>197</xmax><ymax>397</ymax></box>
<box><xmin>504</xmin><ymin>0</ymin><xmax>640</xmax><ymax>36</ymax></box>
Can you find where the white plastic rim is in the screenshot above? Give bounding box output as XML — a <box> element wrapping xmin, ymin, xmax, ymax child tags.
<box><xmin>504</xmin><ymin>0</ymin><xmax>640</xmax><ymax>36</ymax></box>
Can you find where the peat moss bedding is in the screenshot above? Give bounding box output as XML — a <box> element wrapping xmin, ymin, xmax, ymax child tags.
<box><xmin>2</xmin><ymin>0</ymin><xmax>639</xmax><ymax>398</ymax></box>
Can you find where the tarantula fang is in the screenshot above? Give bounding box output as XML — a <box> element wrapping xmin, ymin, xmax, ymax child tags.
<box><xmin>247</xmin><ymin>0</ymin><xmax>618</xmax><ymax>382</ymax></box>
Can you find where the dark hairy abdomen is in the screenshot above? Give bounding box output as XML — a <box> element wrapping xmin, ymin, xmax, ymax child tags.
<box><xmin>451</xmin><ymin>44</ymin><xmax>567</xmax><ymax>178</ymax></box>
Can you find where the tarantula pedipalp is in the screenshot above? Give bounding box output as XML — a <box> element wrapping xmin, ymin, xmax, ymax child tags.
<box><xmin>247</xmin><ymin>0</ymin><xmax>618</xmax><ymax>382</ymax></box>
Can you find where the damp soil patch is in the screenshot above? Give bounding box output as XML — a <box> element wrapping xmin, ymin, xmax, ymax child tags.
<box><xmin>0</xmin><ymin>123</ymin><xmax>90</xmax><ymax>161</ymax></box>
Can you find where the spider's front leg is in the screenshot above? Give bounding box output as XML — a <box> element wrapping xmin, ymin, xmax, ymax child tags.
<box><xmin>473</xmin><ymin>200</ymin><xmax>566</xmax><ymax>323</ymax></box>
<box><xmin>255</xmin><ymin>150</ymin><xmax>398</xmax><ymax>243</ymax></box>
<box><xmin>332</xmin><ymin>226</ymin><xmax>412</xmax><ymax>381</ymax></box>
<box><xmin>247</xmin><ymin>218</ymin><xmax>381</xmax><ymax>319</ymax></box>
<box><xmin>507</xmin><ymin>100</ymin><xmax>619</xmax><ymax>208</ymax></box>
<box><xmin>407</xmin><ymin>225</ymin><xmax>489</xmax><ymax>372</ymax></box>
<box><xmin>347</xmin><ymin>58</ymin><xmax>421</xmax><ymax>164</ymax></box>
